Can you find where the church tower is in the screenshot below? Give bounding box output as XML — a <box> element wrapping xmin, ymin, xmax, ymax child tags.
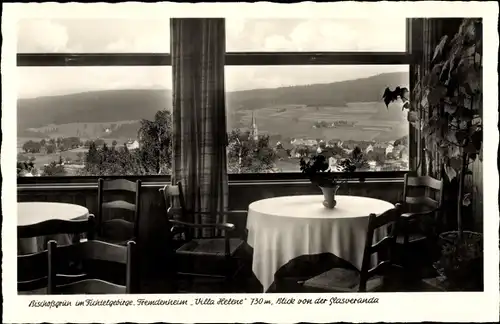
<box><xmin>250</xmin><ymin>111</ymin><xmax>258</xmax><ymax>141</ymax></box>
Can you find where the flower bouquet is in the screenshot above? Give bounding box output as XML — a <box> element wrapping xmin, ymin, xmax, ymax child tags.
<box><xmin>300</xmin><ymin>153</ymin><xmax>356</xmax><ymax>208</ymax></box>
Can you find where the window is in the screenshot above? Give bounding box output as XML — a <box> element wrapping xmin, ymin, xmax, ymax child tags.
<box><xmin>17</xmin><ymin>17</ymin><xmax>412</xmax><ymax>178</ymax></box>
<box><xmin>17</xmin><ymin>19</ymin><xmax>172</xmax><ymax>178</ymax></box>
<box><xmin>225</xmin><ymin>18</ymin><xmax>412</xmax><ymax>174</ymax></box>
<box><xmin>226</xmin><ymin>18</ymin><xmax>407</xmax><ymax>52</ymax></box>
<box><xmin>17</xmin><ymin>18</ymin><xmax>170</xmax><ymax>53</ymax></box>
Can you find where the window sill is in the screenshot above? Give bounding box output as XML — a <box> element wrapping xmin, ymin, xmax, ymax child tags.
<box><xmin>17</xmin><ymin>172</ymin><xmax>406</xmax><ymax>191</ymax></box>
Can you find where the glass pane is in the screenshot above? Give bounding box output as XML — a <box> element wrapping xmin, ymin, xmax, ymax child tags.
<box><xmin>226</xmin><ymin>18</ymin><xmax>406</xmax><ymax>52</ymax></box>
<box><xmin>17</xmin><ymin>18</ymin><xmax>170</xmax><ymax>53</ymax></box>
<box><xmin>226</xmin><ymin>65</ymin><xmax>410</xmax><ymax>173</ymax></box>
<box><xmin>17</xmin><ymin>66</ymin><xmax>172</xmax><ymax>177</ymax></box>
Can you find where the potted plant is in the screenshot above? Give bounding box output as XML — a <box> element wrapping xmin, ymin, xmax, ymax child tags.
<box><xmin>300</xmin><ymin>150</ymin><xmax>357</xmax><ymax>209</ymax></box>
<box><xmin>383</xmin><ymin>18</ymin><xmax>483</xmax><ymax>289</ymax></box>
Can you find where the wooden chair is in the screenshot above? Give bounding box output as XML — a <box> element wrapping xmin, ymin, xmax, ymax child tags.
<box><xmin>18</xmin><ymin>249</ymin><xmax>51</xmax><ymax>293</ymax></box>
<box><xmin>97</xmin><ymin>178</ymin><xmax>141</xmax><ymax>245</ymax></box>
<box><xmin>47</xmin><ymin>239</ymin><xmax>138</xmax><ymax>294</ymax></box>
<box><xmin>159</xmin><ymin>182</ymin><xmax>247</xmax><ymax>293</ymax></box>
<box><xmin>299</xmin><ymin>204</ymin><xmax>404</xmax><ymax>292</ymax></box>
<box><xmin>397</xmin><ymin>173</ymin><xmax>444</xmax><ymax>278</ymax></box>
<box><xmin>398</xmin><ymin>173</ymin><xmax>444</xmax><ymax>245</ymax></box>
<box><xmin>17</xmin><ymin>216</ymin><xmax>95</xmax><ymax>294</ymax></box>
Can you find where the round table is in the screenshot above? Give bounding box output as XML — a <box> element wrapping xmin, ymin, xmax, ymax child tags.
<box><xmin>246</xmin><ymin>195</ymin><xmax>394</xmax><ymax>292</ymax></box>
<box><xmin>18</xmin><ymin>202</ymin><xmax>90</xmax><ymax>254</ymax></box>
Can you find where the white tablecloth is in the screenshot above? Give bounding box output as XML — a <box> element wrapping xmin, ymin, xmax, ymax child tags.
<box><xmin>18</xmin><ymin>202</ymin><xmax>89</xmax><ymax>254</ymax></box>
<box><xmin>246</xmin><ymin>195</ymin><xmax>394</xmax><ymax>291</ymax></box>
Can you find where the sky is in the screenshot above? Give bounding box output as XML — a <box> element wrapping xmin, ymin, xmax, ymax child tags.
<box><xmin>17</xmin><ymin>18</ymin><xmax>407</xmax><ymax>98</ymax></box>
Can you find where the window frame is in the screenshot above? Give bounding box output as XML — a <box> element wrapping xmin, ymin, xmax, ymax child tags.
<box><xmin>16</xmin><ymin>18</ymin><xmax>418</xmax><ymax>183</ymax></box>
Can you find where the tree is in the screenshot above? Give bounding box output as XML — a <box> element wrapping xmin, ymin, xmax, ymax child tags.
<box><xmin>80</xmin><ymin>110</ymin><xmax>173</xmax><ymax>176</ymax></box>
<box><xmin>137</xmin><ymin>110</ymin><xmax>173</xmax><ymax>175</ymax></box>
<box><xmin>86</xmin><ymin>141</ymin><xmax>100</xmax><ymax>165</ymax></box>
<box><xmin>294</xmin><ymin>145</ymin><xmax>309</xmax><ymax>158</ymax></box>
<box><xmin>227</xmin><ymin>128</ymin><xmax>277</xmax><ymax>173</ymax></box>
<box><xmin>94</xmin><ymin>138</ymin><xmax>105</xmax><ymax>147</ymax></box>
<box><xmin>22</xmin><ymin>140</ymin><xmax>41</xmax><ymax>153</ymax></box>
<box><xmin>76</xmin><ymin>152</ymin><xmax>84</xmax><ymax>163</ymax></box>
<box><xmin>350</xmin><ymin>146</ymin><xmax>370</xmax><ymax>170</ymax></box>
<box><xmin>40</xmin><ymin>139</ymin><xmax>46</xmax><ymax>146</ymax></box>
<box><xmin>46</xmin><ymin>144</ymin><xmax>56</xmax><ymax>154</ymax></box>
<box><xmin>17</xmin><ymin>161</ymin><xmax>37</xmax><ymax>176</ymax></box>
<box><xmin>42</xmin><ymin>161</ymin><xmax>66</xmax><ymax>176</ymax></box>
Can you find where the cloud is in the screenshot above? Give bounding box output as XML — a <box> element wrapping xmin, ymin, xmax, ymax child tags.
<box><xmin>263</xmin><ymin>35</ymin><xmax>291</xmax><ymax>51</ymax></box>
<box><xmin>17</xmin><ymin>19</ymin><xmax>70</xmax><ymax>52</ymax></box>
<box><xmin>225</xmin><ymin>19</ymin><xmax>245</xmax><ymax>39</ymax></box>
<box><xmin>289</xmin><ymin>20</ymin><xmax>358</xmax><ymax>51</ymax></box>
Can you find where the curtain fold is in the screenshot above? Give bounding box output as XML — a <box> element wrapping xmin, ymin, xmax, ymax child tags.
<box><xmin>171</xmin><ymin>18</ymin><xmax>229</xmax><ymax>238</ymax></box>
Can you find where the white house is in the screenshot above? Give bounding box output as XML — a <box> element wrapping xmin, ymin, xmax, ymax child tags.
<box><xmin>126</xmin><ymin>140</ymin><xmax>140</xmax><ymax>150</ymax></box>
<box><xmin>385</xmin><ymin>143</ymin><xmax>395</xmax><ymax>156</ymax></box>
<box><xmin>368</xmin><ymin>160</ymin><xmax>377</xmax><ymax>169</ymax></box>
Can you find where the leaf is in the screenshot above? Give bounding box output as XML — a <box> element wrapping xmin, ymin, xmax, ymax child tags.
<box><xmin>420</xmin><ymin>94</ymin><xmax>429</xmax><ymax>109</ymax></box>
<box><xmin>450</xmin><ymin>157</ymin><xmax>462</xmax><ymax>169</ymax></box>
<box><xmin>427</xmin><ymin>86</ymin><xmax>448</xmax><ymax>106</ymax></box>
<box><xmin>422</xmin><ymin>124</ymin><xmax>435</xmax><ymax>138</ymax></box>
<box><xmin>462</xmin><ymin>193</ymin><xmax>472</xmax><ymax>207</ymax></box>
<box><xmin>446</xmin><ymin>131</ymin><xmax>458</xmax><ymax>145</ymax></box>
<box><xmin>432</xmin><ymin>35</ymin><xmax>449</xmax><ymax>63</ymax></box>
<box><xmin>476</xmin><ymin>38</ymin><xmax>482</xmax><ymax>55</ymax></box>
<box><xmin>464</xmin><ymin>142</ymin><xmax>478</xmax><ymax>154</ymax></box>
<box><xmin>467</xmin><ymin>69</ymin><xmax>481</xmax><ymax>94</ymax></box>
<box><xmin>407</xmin><ymin>111</ymin><xmax>419</xmax><ymax>123</ymax></box>
<box><xmin>430</xmin><ymin>63</ymin><xmax>445</xmax><ymax>85</ymax></box>
<box><xmin>449</xmin><ymin>145</ymin><xmax>461</xmax><ymax>158</ymax></box>
<box><xmin>455</xmin><ymin>130</ymin><xmax>469</xmax><ymax>144</ymax></box>
<box><xmin>400</xmin><ymin>87</ymin><xmax>409</xmax><ymax>101</ymax></box>
<box><xmin>439</xmin><ymin>60</ymin><xmax>450</xmax><ymax>82</ymax></box>
<box><xmin>463</xmin><ymin>19</ymin><xmax>476</xmax><ymax>43</ymax></box>
<box><xmin>471</xmin><ymin>129</ymin><xmax>482</xmax><ymax>151</ymax></box>
<box><xmin>444</xmin><ymin>102</ymin><xmax>457</xmax><ymax>114</ymax></box>
<box><xmin>438</xmin><ymin>145</ymin><xmax>449</xmax><ymax>156</ymax></box>
<box><xmin>445</xmin><ymin>164</ymin><xmax>457</xmax><ymax>181</ymax></box>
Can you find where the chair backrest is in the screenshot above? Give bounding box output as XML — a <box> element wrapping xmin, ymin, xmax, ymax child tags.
<box><xmin>159</xmin><ymin>181</ymin><xmax>187</xmax><ymax>216</ymax></box>
<box><xmin>403</xmin><ymin>173</ymin><xmax>443</xmax><ymax>212</ymax></box>
<box><xmin>17</xmin><ymin>215</ymin><xmax>94</xmax><ymax>293</ymax></box>
<box><xmin>47</xmin><ymin>239</ymin><xmax>138</xmax><ymax>294</ymax></box>
<box><xmin>18</xmin><ymin>250</ymin><xmax>89</xmax><ymax>294</ymax></box>
<box><xmin>97</xmin><ymin>178</ymin><xmax>141</xmax><ymax>242</ymax></box>
<box><xmin>18</xmin><ymin>214</ymin><xmax>96</xmax><ymax>243</ymax></box>
<box><xmin>159</xmin><ymin>182</ymin><xmax>192</xmax><ymax>239</ymax></box>
<box><xmin>18</xmin><ymin>249</ymin><xmax>50</xmax><ymax>293</ymax></box>
<box><xmin>358</xmin><ymin>203</ymin><xmax>403</xmax><ymax>292</ymax></box>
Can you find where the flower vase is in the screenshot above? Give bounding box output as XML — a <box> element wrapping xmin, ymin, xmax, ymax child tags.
<box><xmin>319</xmin><ymin>185</ymin><xmax>340</xmax><ymax>209</ymax></box>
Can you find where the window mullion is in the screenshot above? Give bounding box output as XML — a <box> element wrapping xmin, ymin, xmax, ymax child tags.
<box><xmin>225</xmin><ymin>52</ymin><xmax>413</xmax><ymax>66</ymax></box>
<box><xmin>17</xmin><ymin>53</ymin><xmax>171</xmax><ymax>67</ymax></box>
